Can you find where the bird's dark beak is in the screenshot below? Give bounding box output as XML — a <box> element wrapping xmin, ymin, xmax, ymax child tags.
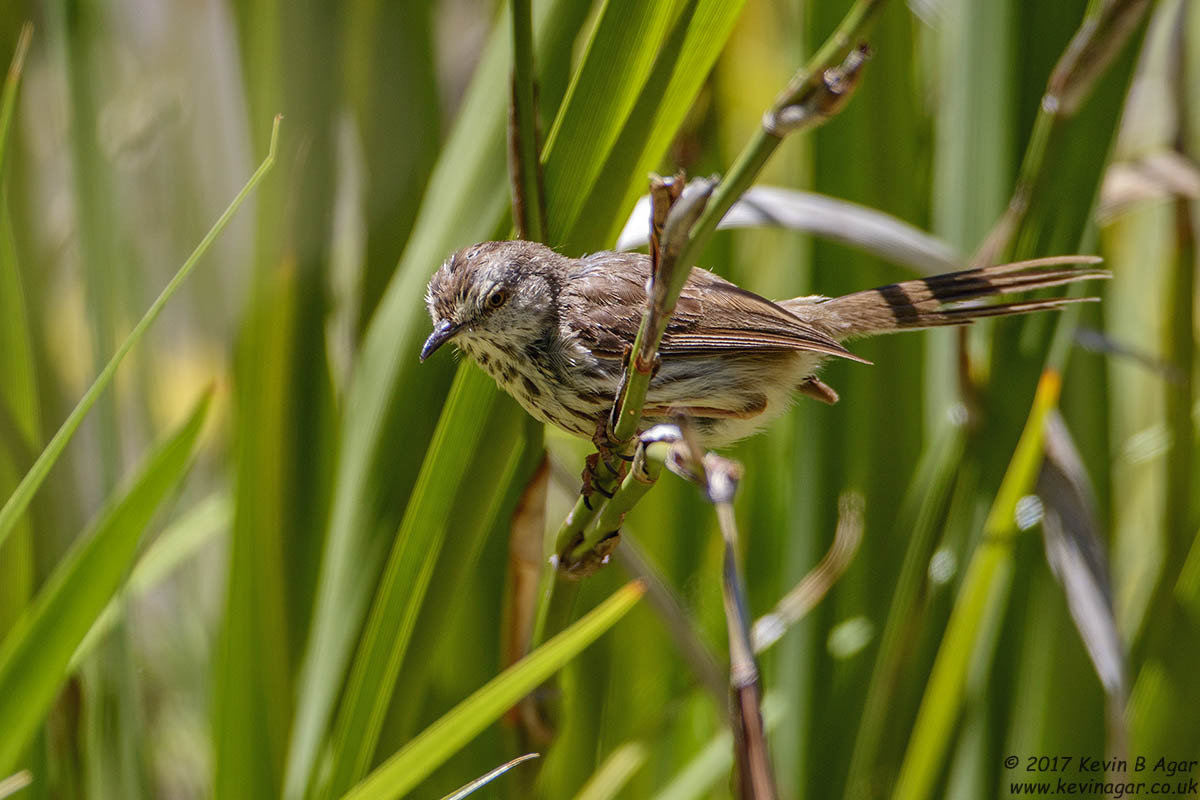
<box><xmin>420</xmin><ymin>319</ymin><xmax>462</xmax><ymax>362</ymax></box>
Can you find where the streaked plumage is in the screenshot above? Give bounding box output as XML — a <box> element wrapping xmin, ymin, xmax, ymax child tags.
<box><xmin>422</xmin><ymin>240</ymin><xmax>1107</xmax><ymax>447</ymax></box>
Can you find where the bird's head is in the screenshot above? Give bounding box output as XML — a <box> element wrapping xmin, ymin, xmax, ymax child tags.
<box><xmin>421</xmin><ymin>240</ymin><xmax>561</xmax><ymax>362</ymax></box>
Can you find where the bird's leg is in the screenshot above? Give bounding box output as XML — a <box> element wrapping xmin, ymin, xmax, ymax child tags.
<box><xmin>579</xmin><ymin>414</ymin><xmax>632</xmax><ymax>512</ymax></box>
<box><xmin>593</xmin><ymin>416</ymin><xmax>631</xmax><ymax>477</ymax></box>
<box><xmin>579</xmin><ymin>452</ymin><xmax>616</xmax><ymax>511</ymax></box>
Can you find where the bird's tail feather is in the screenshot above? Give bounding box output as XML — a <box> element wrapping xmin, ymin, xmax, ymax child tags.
<box><xmin>789</xmin><ymin>256</ymin><xmax>1109</xmax><ymax>340</ymax></box>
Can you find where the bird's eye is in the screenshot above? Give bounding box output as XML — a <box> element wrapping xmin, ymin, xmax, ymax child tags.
<box><xmin>487</xmin><ymin>289</ymin><xmax>507</xmax><ymax>308</ymax></box>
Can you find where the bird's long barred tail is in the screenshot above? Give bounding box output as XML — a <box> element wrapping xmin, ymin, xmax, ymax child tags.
<box><xmin>800</xmin><ymin>256</ymin><xmax>1109</xmax><ymax>341</ymax></box>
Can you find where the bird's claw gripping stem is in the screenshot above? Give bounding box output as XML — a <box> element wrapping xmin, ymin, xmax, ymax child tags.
<box><xmin>557</xmin><ymin>530</ymin><xmax>621</xmax><ymax>580</ymax></box>
<box><xmin>580</xmin><ymin>451</ymin><xmax>622</xmax><ymax>511</ymax></box>
<box><xmin>588</xmin><ymin>418</ymin><xmax>631</xmax><ymax>483</ymax></box>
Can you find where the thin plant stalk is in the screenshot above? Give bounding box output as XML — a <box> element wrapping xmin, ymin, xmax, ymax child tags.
<box><xmin>712</xmin><ymin>477</ymin><xmax>776</xmax><ymax>800</ymax></box>
<box><xmin>0</xmin><ymin>114</ymin><xmax>282</xmax><ymax>552</ymax></box>
<box><xmin>751</xmin><ymin>491</ymin><xmax>864</xmax><ymax>653</ymax></box>
<box><xmin>0</xmin><ymin>23</ymin><xmax>33</xmax><ymax>179</ymax></box>
<box><xmin>509</xmin><ymin>0</ymin><xmax>546</xmax><ymax>242</ymax></box>
<box><xmin>672</xmin><ymin>0</ymin><xmax>884</xmax><ymax>276</ymax></box>
<box><xmin>550</xmin><ymin>0</ymin><xmax>885</xmax><ymax>568</ymax></box>
<box><xmin>975</xmin><ymin>0</ymin><xmax>1152</xmax><ymax>265</ymax></box>
<box><xmin>437</xmin><ymin>753</ymin><xmax>540</xmax><ymax>800</ymax></box>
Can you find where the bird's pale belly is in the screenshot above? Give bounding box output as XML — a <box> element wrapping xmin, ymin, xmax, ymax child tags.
<box><xmin>460</xmin><ymin>334</ymin><xmax>823</xmax><ymax>448</ymax></box>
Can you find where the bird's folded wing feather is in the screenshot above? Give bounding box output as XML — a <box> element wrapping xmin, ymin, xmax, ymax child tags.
<box><xmin>564</xmin><ymin>253</ymin><xmax>865</xmax><ymax>362</ymax></box>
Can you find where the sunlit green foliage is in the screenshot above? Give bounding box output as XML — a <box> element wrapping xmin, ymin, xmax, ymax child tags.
<box><xmin>0</xmin><ymin>1</ymin><xmax>1196</xmax><ymax>799</ymax></box>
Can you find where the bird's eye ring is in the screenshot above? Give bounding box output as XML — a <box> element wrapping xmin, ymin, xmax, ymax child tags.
<box><xmin>487</xmin><ymin>289</ymin><xmax>507</xmax><ymax>308</ymax></box>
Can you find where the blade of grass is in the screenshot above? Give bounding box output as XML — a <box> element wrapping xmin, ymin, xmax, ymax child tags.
<box><xmin>556</xmin><ymin>0</ymin><xmax>749</xmax><ymax>252</ymax></box>
<box><xmin>385</xmin><ymin>404</ymin><xmax>533</xmax><ymax>744</ymax></box>
<box><xmin>925</xmin><ymin>0</ymin><xmax>1014</xmax><ymax>432</ymax></box>
<box><xmin>614</xmin><ymin>533</ymin><xmax>726</xmax><ymax>704</ymax></box>
<box><xmin>892</xmin><ymin>371</ymin><xmax>1061</xmax><ymax>800</ymax></box>
<box><xmin>797</xmin><ymin>11</ymin><xmax>928</xmax><ymax>790</ymax></box>
<box><xmin>539</xmin><ymin>0</ymin><xmax>682</xmax><ymax>247</ymax></box>
<box><xmin>319</xmin><ymin>364</ymin><xmax>502</xmax><ymax>797</ymax></box>
<box><xmin>346</xmin><ymin>0</ymin><xmax>440</xmax><ymax>332</ymax></box>
<box><xmin>71</xmin><ymin>491</ymin><xmax>230</xmax><ymax>669</ymax></box>
<box><xmin>338</xmin><ymin>581</ymin><xmax>645</xmax><ymax>800</ymax></box>
<box><xmin>571</xmin><ymin>741</ymin><xmax>647</xmax><ymax>800</ymax></box>
<box><xmin>0</xmin><ymin>23</ymin><xmax>37</xmax><ymax>641</ymax></box>
<box><xmin>0</xmin><ymin>390</ymin><xmax>211</xmax><ymax>774</ymax></box>
<box><xmin>80</xmin><ymin>625</ymin><xmax>150</xmax><ymax>799</ymax></box>
<box><xmin>439</xmin><ymin>753</ymin><xmax>540</xmax><ymax>800</ymax></box>
<box><xmin>0</xmin><ymin>771</ymin><xmax>31</xmax><ymax>799</ymax></box>
<box><xmin>1113</xmin><ymin>0</ymin><xmax>1198</xmax><ymax>646</ymax></box>
<box><xmin>215</xmin><ymin>4</ymin><xmax>343</xmax><ymax>796</ymax></box>
<box><xmin>213</xmin><ymin>255</ymin><xmax>308</xmax><ymax>800</ymax></box>
<box><xmin>1039</xmin><ymin>412</ymin><xmax>1126</xmax><ymax>696</ymax></box>
<box><xmin>0</xmin><ymin>115</ymin><xmax>281</xmax><ymax>553</ymax></box>
<box><xmin>0</xmin><ymin>202</ymin><xmax>34</xmax><ymax>640</ymax></box>
<box><xmin>61</xmin><ymin>0</ymin><xmax>124</xmax><ymax>495</ymax></box>
<box><xmin>841</xmin><ymin>424</ymin><xmax>966</xmax><ymax>800</ymax></box>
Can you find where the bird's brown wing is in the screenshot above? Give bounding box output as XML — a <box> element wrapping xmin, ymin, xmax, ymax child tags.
<box><xmin>564</xmin><ymin>252</ymin><xmax>867</xmax><ymax>363</ymax></box>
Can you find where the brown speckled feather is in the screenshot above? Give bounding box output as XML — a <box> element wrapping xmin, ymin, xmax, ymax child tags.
<box><xmin>423</xmin><ymin>241</ymin><xmax>1108</xmax><ymax>448</ymax></box>
<box><xmin>564</xmin><ymin>252</ymin><xmax>866</xmax><ymax>362</ymax></box>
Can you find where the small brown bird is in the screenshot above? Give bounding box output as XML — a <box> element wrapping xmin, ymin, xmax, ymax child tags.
<box><xmin>421</xmin><ymin>240</ymin><xmax>1106</xmax><ymax>448</ymax></box>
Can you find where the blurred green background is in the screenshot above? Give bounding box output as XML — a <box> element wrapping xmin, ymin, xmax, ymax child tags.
<box><xmin>0</xmin><ymin>0</ymin><xmax>1197</xmax><ymax>798</ymax></box>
